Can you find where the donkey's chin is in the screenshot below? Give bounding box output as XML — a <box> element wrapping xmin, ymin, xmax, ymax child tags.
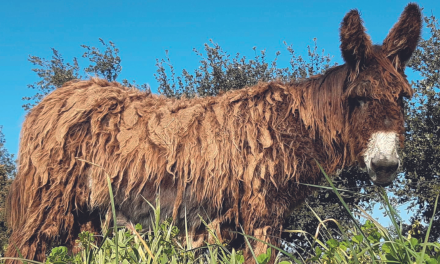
<box><xmin>368</xmin><ymin>170</ymin><xmax>397</xmax><ymax>187</ymax></box>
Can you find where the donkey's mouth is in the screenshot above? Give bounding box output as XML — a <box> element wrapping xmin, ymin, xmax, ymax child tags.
<box><xmin>367</xmin><ymin>157</ymin><xmax>400</xmax><ymax>186</ymax></box>
<box><xmin>359</xmin><ymin>161</ymin><xmax>398</xmax><ymax>186</ymax></box>
<box><xmin>368</xmin><ymin>170</ymin><xmax>398</xmax><ymax>187</ymax></box>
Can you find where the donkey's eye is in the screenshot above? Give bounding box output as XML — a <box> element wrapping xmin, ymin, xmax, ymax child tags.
<box><xmin>357</xmin><ymin>98</ymin><xmax>366</xmax><ymax>107</ymax></box>
<box><xmin>349</xmin><ymin>98</ymin><xmax>367</xmax><ymax>108</ymax></box>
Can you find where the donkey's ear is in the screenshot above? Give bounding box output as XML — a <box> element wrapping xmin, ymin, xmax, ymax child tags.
<box><xmin>340</xmin><ymin>9</ymin><xmax>374</xmax><ymax>72</ymax></box>
<box><xmin>382</xmin><ymin>3</ymin><xmax>422</xmax><ymax>71</ymax></box>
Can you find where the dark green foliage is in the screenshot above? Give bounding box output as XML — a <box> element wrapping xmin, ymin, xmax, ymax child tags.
<box><xmin>0</xmin><ymin>128</ymin><xmax>15</xmax><ymax>179</ymax></box>
<box><xmin>0</xmin><ymin>127</ymin><xmax>14</xmax><ymax>255</ymax></box>
<box><xmin>397</xmin><ymin>14</ymin><xmax>440</xmax><ymax>240</ymax></box>
<box><xmin>155</xmin><ymin>39</ymin><xmax>333</xmax><ymax>98</ymax></box>
<box><xmin>81</xmin><ymin>38</ymin><xmax>122</xmax><ymax>82</ymax></box>
<box><xmin>23</xmin><ymin>38</ymin><xmax>148</xmax><ymax>111</ymax></box>
<box><xmin>121</xmin><ymin>79</ymin><xmax>151</xmax><ymax>91</ymax></box>
<box><xmin>0</xmin><ymin>166</ymin><xmax>11</xmax><ymax>256</ymax></box>
<box><xmin>23</xmin><ymin>48</ymin><xmax>81</xmax><ymax>110</ymax></box>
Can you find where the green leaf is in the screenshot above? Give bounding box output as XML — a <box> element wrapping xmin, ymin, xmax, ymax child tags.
<box><xmin>410</xmin><ymin>237</ymin><xmax>419</xmax><ymax>248</ymax></box>
<box><xmin>339</xmin><ymin>243</ymin><xmax>348</xmax><ymax>251</ymax></box>
<box><xmin>315</xmin><ymin>246</ymin><xmax>322</xmax><ymax>256</ymax></box>
<box><xmin>326</xmin><ymin>239</ymin><xmax>339</xmax><ymax>249</ymax></box>
<box><xmin>235</xmin><ymin>253</ymin><xmax>245</xmax><ymax>263</ymax></box>
<box><xmin>255</xmin><ymin>248</ymin><xmax>272</xmax><ymax>264</ymax></box>
<box><xmin>426</xmin><ymin>257</ymin><xmax>438</xmax><ymax>264</ymax></box>
<box><xmin>256</xmin><ymin>253</ymin><xmax>269</xmax><ymax>264</ymax></box>
<box><xmin>385</xmin><ymin>253</ymin><xmax>399</xmax><ymax>262</ymax></box>
<box><xmin>382</xmin><ymin>243</ymin><xmax>392</xmax><ymax>254</ymax></box>
<box><xmin>352</xmin><ymin>235</ymin><xmax>364</xmax><ymax>244</ymax></box>
<box><xmin>159</xmin><ymin>255</ymin><xmax>169</xmax><ymax>264</ymax></box>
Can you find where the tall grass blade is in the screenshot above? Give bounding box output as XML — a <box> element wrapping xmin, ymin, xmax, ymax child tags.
<box><xmin>240</xmin><ymin>225</ymin><xmax>258</xmax><ymax>263</ymax></box>
<box><xmin>380</xmin><ymin>189</ymin><xmax>408</xmax><ymax>262</ymax></box>
<box><xmin>185</xmin><ymin>206</ymin><xmax>191</xmax><ymax>250</ymax></box>
<box><xmin>316</xmin><ymin>160</ymin><xmax>370</xmax><ymax>264</ymax></box>
<box><xmin>127</xmin><ymin>223</ymin><xmax>154</xmax><ymax>260</ymax></box>
<box><xmin>419</xmin><ymin>194</ymin><xmax>439</xmax><ymax>264</ymax></box>
<box><xmin>299</xmin><ymin>183</ymin><xmax>370</xmax><ymax>197</ymax></box>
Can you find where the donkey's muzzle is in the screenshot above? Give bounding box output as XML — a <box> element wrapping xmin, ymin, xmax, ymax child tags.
<box><xmin>369</xmin><ymin>155</ymin><xmax>399</xmax><ymax>186</ymax></box>
<box><xmin>363</xmin><ymin>131</ymin><xmax>401</xmax><ymax>187</ymax></box>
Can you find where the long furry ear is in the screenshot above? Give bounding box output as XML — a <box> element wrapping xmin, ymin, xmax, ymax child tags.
<box><xmin>382</xmin><ymin>3</ymin><xmax>422</xmax><ymax>71</ymax></box>
<box><xmin>340</xmin><ymin>9</ymin><xmax>374</xmax><ymax>76</ymax></box>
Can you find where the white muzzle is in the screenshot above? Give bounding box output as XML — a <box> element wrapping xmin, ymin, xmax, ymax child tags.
<box><xmin>363</xmin><ymin>132</ymin><xmax>400</xmax><ymax>186</ymax></box>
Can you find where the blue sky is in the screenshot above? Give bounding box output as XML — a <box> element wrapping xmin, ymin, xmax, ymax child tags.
<box><xmin>0</xmin><ymin>1</ymin><xmax>439</xmax><ymax>226</ymax></box>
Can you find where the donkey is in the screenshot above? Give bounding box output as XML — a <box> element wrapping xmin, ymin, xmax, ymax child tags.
<box><xmin>6</xmin><ymin>3</ymin><xmax>421</xmax><ymax>264</ymax></box>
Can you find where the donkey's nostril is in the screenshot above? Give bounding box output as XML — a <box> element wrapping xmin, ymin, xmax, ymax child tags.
<box><xmin>371</xmin><ymin>158</ymin><xmax>399</xmax><ymax>174</ymax></box>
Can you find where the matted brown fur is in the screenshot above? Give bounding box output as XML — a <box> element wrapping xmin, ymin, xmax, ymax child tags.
<box><xmin>6</xmin><ymin>4</ymin><xmax>421</xmax><ymax>263</ymax></box>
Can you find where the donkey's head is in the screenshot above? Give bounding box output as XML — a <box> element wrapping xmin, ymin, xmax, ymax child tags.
<box><xmin>340</xmin><ymin>4</ymin><xmax>422</xmax><ymax>186</ymax></box>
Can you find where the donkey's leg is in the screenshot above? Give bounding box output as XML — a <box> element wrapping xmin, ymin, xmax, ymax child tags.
<box><xmin>5</xmin><ymin>206</ymin><xmax>66</xmax><ymax>264</ymax></box>
<box><xmin>68</xmin><ymin>209</ymin><xmax>103</xmax><ymax>255</ymax></box>
<box><xmin>5</xmin><ymin>200</ymin><xmax>95</xmax><ymax>263</ymax></box>
<box><xmin>5</xmin><ymin>229</ymin><xmax>48</xmax><ymax>264</ymax></box>
<box><xmin>243</xmin><ymin>225</ymin><xmax>280</xmax><ymax>264</ymax></box>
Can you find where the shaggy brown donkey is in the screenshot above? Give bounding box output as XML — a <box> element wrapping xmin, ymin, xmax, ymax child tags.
<box><xmin>6</xmin><ymin>3</ymin><xmax>421</xmax><ymax>263</ymax></box>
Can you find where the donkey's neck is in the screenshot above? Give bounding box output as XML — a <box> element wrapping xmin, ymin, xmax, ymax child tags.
<box><xmin>287</xmin><ymin>65</ymin><xmax>350</xmax><ymax>173</ymax></box>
